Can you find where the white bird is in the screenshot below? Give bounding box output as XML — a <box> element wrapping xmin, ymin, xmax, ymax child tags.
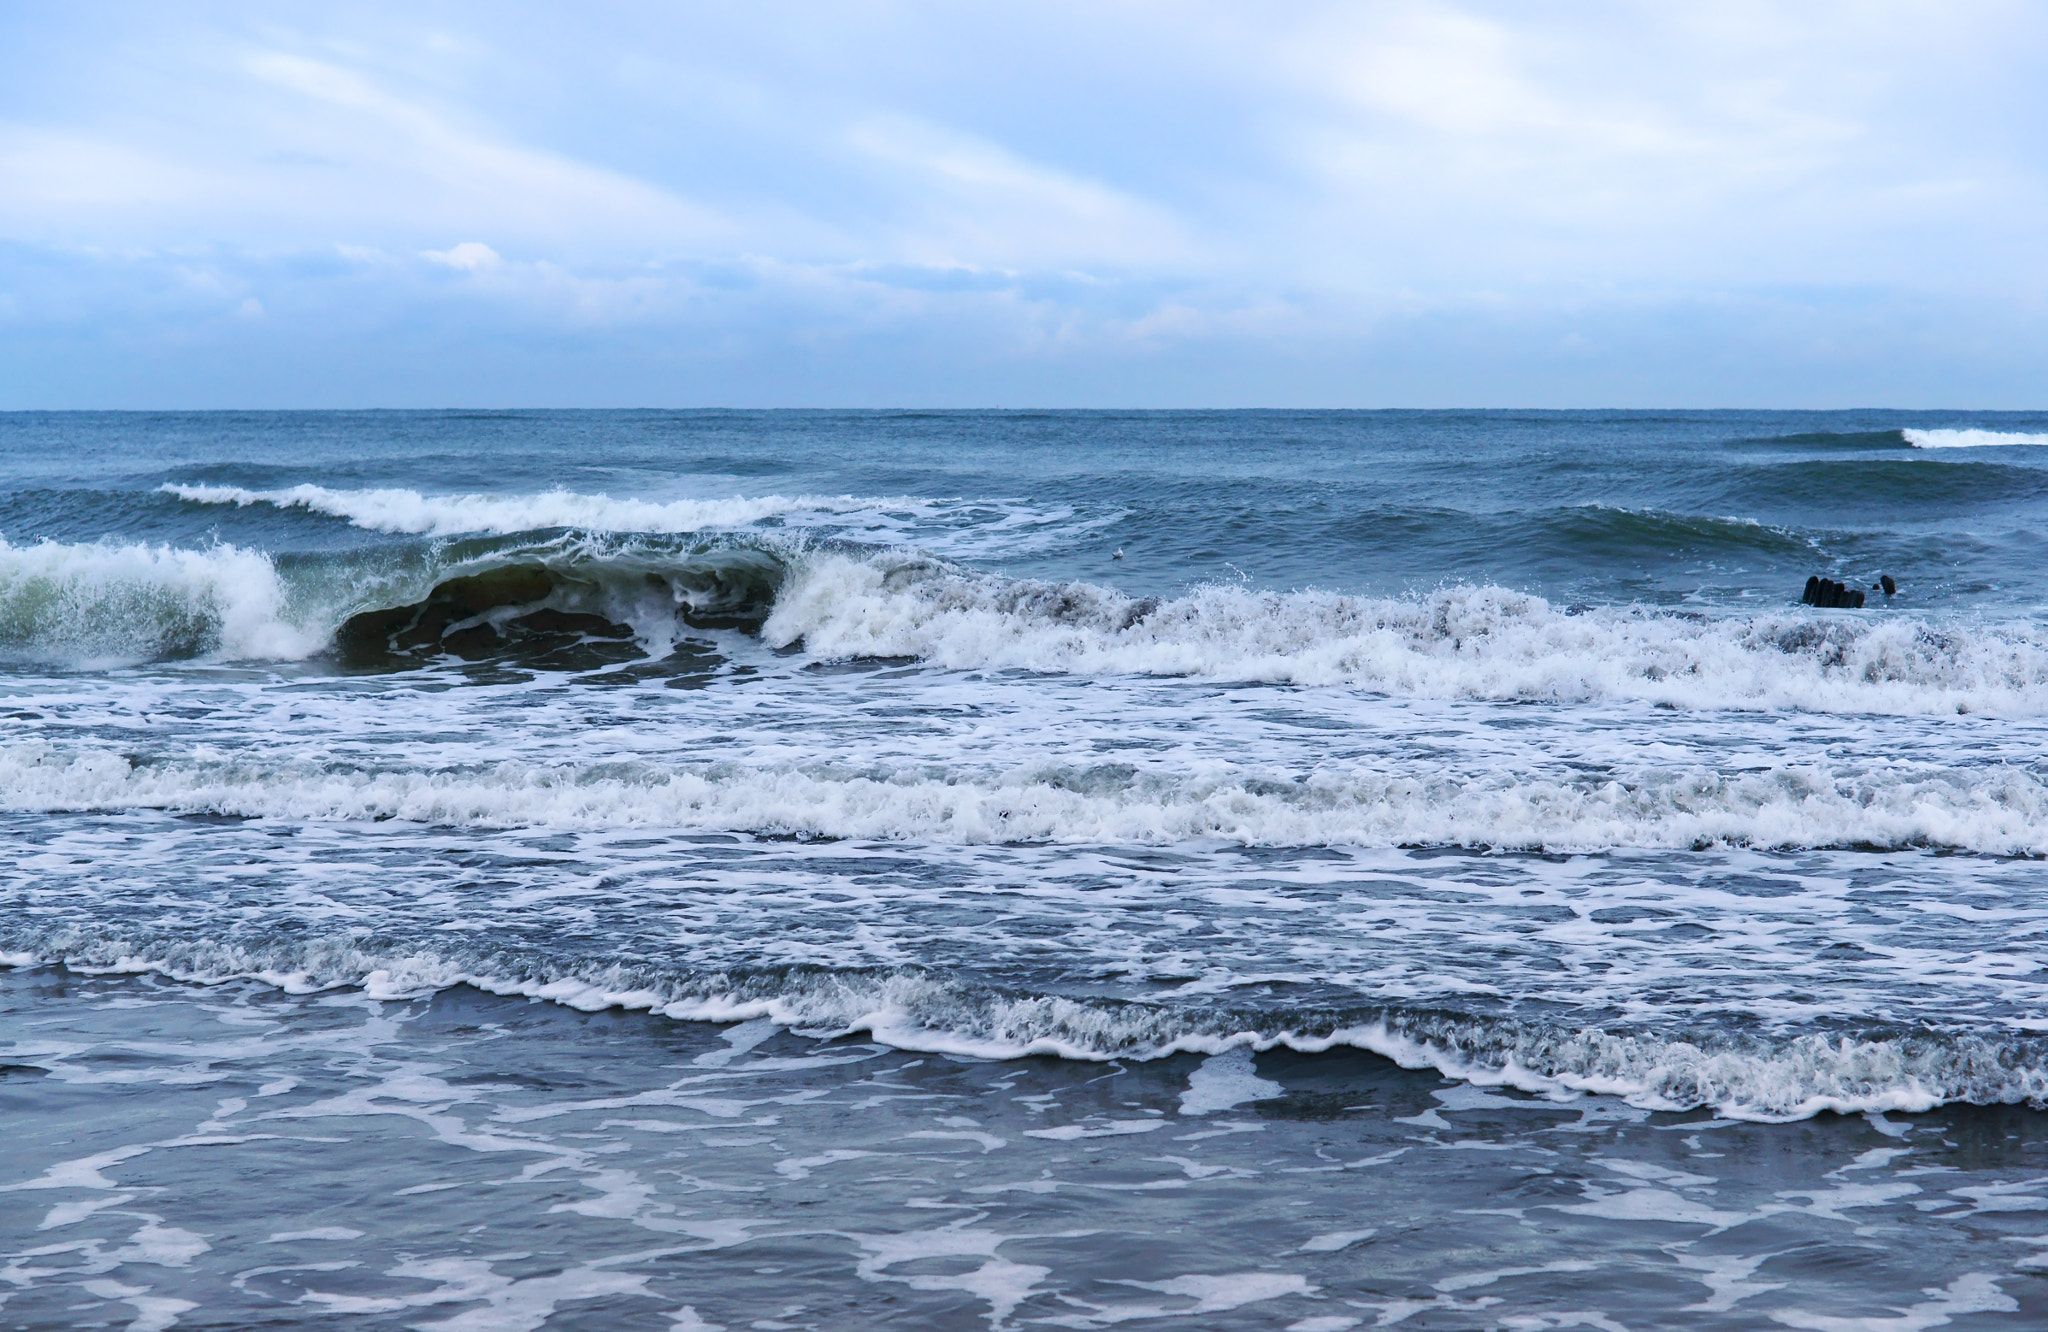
<box><xmin>1112</xmin><ymin>548</ymin><xmax>1124</xmax><ymax>560</ymax></box>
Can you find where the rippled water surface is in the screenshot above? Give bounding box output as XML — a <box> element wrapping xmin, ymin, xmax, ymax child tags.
<box><xmin>6</xmin><ymin>409</ymin><xmax>2048</xmax><ymax>1328</ymax></box>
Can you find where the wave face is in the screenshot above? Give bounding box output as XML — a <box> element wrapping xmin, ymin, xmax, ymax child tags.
<box><xmin>0</xmin><ymin>526</ymin><xmax>801</xmax><ymax>666</ymax></box>
<box><xmin>12</xmin><ymin>408</ymin><xmax>2048</xmax><ymax>1130</ymax></box>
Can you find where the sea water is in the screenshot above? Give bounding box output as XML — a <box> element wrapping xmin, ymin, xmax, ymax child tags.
<box><xmin>5</xmin><ymin>409</ymin><xmax>2048</xmax><ymax>1329</ymax></box>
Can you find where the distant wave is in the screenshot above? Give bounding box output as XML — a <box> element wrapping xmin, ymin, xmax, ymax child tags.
<box><xmin>163</xmin><ymin>482</ymin><xmax>921</xmax><ymax>537</ymax></box>
<box><xmin>1902</xmin><ymin>429</ymin><xmax>2048</xmax><ymax>449</ymax></box>
<box><xmin>1726</xmin><ymin>429</ymin><xmax>1918</xmax><ymax>450</ymax></box>
<box><xmin>1553</xmin><ymin>506</ymin><xmax>1811</xmax><ymax>558</ymax></box>
<box><xmin>8</xmin><ymin>927</ymin><xmax>2046</xmax><ymax>1122</ymax></box>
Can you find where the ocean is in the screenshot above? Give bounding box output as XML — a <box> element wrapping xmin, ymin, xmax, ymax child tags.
<box><xmin>5</xmin><ymin>408</ymin><xmax>2048</xmax><ymax>1329</ymax></box>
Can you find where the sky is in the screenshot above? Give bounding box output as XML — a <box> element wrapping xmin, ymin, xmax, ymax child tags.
<box><xmin>1</xmin><ymin>1</ymin><xmax>2044</xmax><ymax>408</ymax></box>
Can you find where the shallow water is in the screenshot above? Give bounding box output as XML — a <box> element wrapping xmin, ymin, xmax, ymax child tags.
<box><xmin>5</xmin><ymin>409</ymin><xmax>2048</xmax><ymax>1326</ymax></box>
<box><xmin>8</xmin><ymin>969</ymin><xmax>2048</xmax><ymax>1330</ymax></box>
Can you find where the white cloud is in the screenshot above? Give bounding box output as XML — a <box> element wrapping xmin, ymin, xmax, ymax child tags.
<box><xmin>424</xmin><ymin>241</ymin><xmax>501</xmax><ymax>272</ymax></box>
<box><xmin>0</xmin><ymin>0</ymin><xmax>2043</xmax><ymax>403</ymax></box>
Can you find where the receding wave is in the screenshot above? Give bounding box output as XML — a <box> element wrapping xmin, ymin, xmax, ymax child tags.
<box><xmin>1903</xmin><ymin>428</ymin><xmax>2048</xmax><ymax>449</ymax></box>
<box><xmin>7</xmin><ymin>927</ymin><xmax>2044</xmax><ymax>1122</ymax></box>
<box><xmin>767</xmin><ymin>554</ymin><xmax>2048</xmax><ymax>716</ymax></box>
<box><xmin>163</xmin><ymin>482</ymin><xmax>918</xmax><ymax>537</ymax></box>
<box><xmin>8</xmin><ymin>741</ymin><xmax>2048</xmax><ymax>853</ymax></box>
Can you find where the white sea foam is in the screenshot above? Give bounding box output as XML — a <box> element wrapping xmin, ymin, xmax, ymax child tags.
<box><xmin>163</xmin><ymin>483</ymin><xmax>914</xmax><ymax>537</ymax></box>
<box><xmin>767</xmin><ymin>554</ymin><xmax>2048</xmax><ymax>715</ymax></box>
<box><xmin>6</xmin><ymin>742</ymin><xmax>2048</xmax><ymax>853</ymax></box>
<box><xmin>1179</xmin><ymin>1047</ymin><xmax>1284</xmax><ymax>1116</ymax></box>
<box><xmin>1901</xmin><ymin>429</ymin><xmax>2048</xmax><ymax>449</ymax></box>
<box><xmin>18</xmin><ymin>512</ymin><xmax>2048</xmax><ymax>718</ymax></box>
<box><xmin>12</xmin><ymin>930</ymin><xmax>2046</xmax><ymax>1123</ymax></box>
<box><xmin>0</xmin><ymin>538</ymin><xmax>322</xmax><ymax>664</ymax></box>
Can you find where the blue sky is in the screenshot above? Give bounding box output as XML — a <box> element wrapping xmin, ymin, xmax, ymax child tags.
<box><xmin>1</xmin><ymin>1</ymin><xmax>2043</xmax><ymax>407</ymax></box>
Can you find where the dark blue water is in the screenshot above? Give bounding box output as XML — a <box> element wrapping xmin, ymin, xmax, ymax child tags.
<box><xmin>6</xmin><ymin>408</ymin><xmax>2048</xmax><ymax>605</ymax></box>
<box><xmin>6</xmin><ymin>410</ymin><xmax>2048</xmax><ymax>1329</ymax></box>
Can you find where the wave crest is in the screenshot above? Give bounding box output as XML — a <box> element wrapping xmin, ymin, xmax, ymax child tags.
<box><xmin>766</xmin><ymin>554</ymin><xmax>2048</xmax><ymax>715</ymax></box>
<box><xmin>164</xmin><ymin>482</ymin><xmax>916</xmax><ymax>537</ymax></box>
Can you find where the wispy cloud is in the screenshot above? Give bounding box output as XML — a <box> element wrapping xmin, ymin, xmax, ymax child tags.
<box><xmin>842</xmin><ymin>116</ymin><xmax>1194</xmax><ymax>268</ymax></box>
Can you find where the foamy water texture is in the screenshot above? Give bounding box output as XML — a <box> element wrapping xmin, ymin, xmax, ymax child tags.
<box><xmin>769</xmin><ymin>555</ymin><xmax>2048</xmax><ymax>714</ymax></box>
<box><xmin>10</xmin><ymin>968</ymin><xmax>2047</xmax><ymax>1330</ymax></box>
<box><xmin>0</xmin><ymin>536</ymin><xmax>319</xmax><ymax>663</ymax></box>
<box><xmin>12</xmin><ymin>524</ymin><xmax>2048</xmax><ymax>720</ymax></box>
<box><xmin>1903</xmin><ymin>428</ymin><xmax>2048</xmax><ymax>448</ymax></box>
<box><xmin>164</xmin><ymin>481</ymin><xmax>917</xmax><ymax>536</ymax></box>
<box><xmin>8</xmin><ymin>729</ymin><xmax>2048</xmax><ymax>854</ymax></box>
<box><xmin>8</xmin><ymin>410</ymin><xmax>2048</xmax><ymax>1328</ymax></box>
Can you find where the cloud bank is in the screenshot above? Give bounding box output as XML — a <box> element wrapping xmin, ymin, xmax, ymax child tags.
<box><xmin>1</xmin><ymin>1</ymin><xmax>2043</xmax><ymax>406</ymax></box>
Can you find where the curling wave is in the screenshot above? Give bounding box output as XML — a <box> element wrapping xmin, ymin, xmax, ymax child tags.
<box><xmin>0</xmin><ymin>530</ymin><xmax>794</xmax><ymax>666</ymax></box>
<box><xmin>6</xmin><ymin>927</ymin><xmax>2044</xmax><ymax>1123</ymax></box>
<box><xmin>0</xmin><ymin>536</ymin><xmax>322</xmax><ymax>664</ymax></box>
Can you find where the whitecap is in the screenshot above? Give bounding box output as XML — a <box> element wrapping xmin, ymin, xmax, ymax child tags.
<box><xmin>0</xmin><ymin>537</ymin><xmax>322</xmax><ymax>664</ymax></box>
<box><xmin>766</xmin><ymin>554</ymin><xmax>2048</xmax><ymax>716</ymax></box>
<box><xmin>163</xmin><ymin>483</ymin><xmax>922</xmax><ymax>537</ymax></box>
<box><xmin>1900</xmin><ymin>428</ymin><xmax>2048</xmax><ymax>449</ymax></box>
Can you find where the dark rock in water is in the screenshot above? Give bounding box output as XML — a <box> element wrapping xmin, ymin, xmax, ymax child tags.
<box><xmin>1800</xmin><ymin>576</ymin><xmax>1865</xmax><ymax>609</ymax></box>
<box><xmin>1880</xmin><ymin>574</ymin><xmax>1897</xmax><ymax>597</ymax></box>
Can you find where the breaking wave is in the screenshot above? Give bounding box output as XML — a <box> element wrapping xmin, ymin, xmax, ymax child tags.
<box><xmin>1902</xmin><ymin>429</ymin><xmax>2048</xmax><ymax>449</ymax></box>
<box><xmin>6</xmin><ymin>929</ymin><xmax>2044</xmax><ymax>1123</ymax></box>
<box><xmin>9</xmin><ymin>528</ymin><xmax>2048</xmax><ymax>720</ymax></box>
<box><xmin>0</xmin><ymin>536</ymin><xmax>321</xmax><ymax>664</ymax></box>
<box><xmin>0</xmin><ymin>531</ymin><xmax>793</xmax><ymax>667</ymax></box>
<box><xmin>766</xmin><ymin>553</ymin><xmax>2048</xmax><ymax>716</ymax></box>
